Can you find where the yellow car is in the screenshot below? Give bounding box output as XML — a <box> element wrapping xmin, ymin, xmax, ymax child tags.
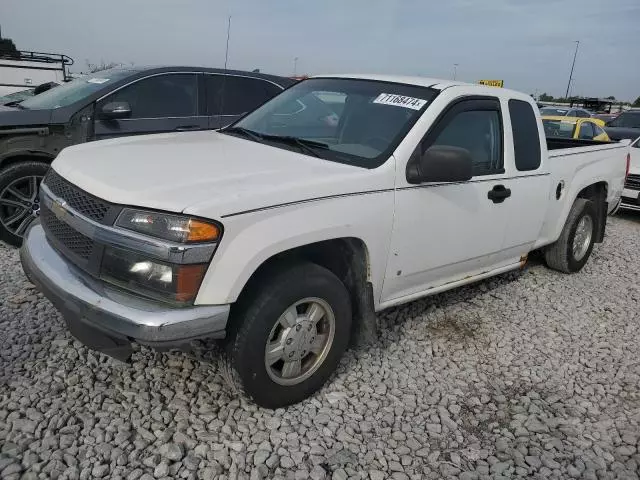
<box><xmin>542</xmin><ymin>116</ymin><xmax>610</xmax><ymax>142</ymax></box>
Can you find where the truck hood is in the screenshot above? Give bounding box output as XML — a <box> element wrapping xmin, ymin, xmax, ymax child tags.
<box><xmin>0</xmin><ymin>106</ymin><xmax>53</xmax><ymax>127</ymax></box>
<box><xmin>604</xmin><ymin>126</ymin><xmax>640</xmax><ymax>141</ymax></box>
<box><xmin>52</xmin><ymin>130</ymin><xmax>392</xmax><ymax>218</ymax></box>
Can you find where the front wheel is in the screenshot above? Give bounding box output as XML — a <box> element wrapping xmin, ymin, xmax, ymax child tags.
<box><xmin>544</xmin><ymin>198</ymin><xmax>597</xmax><ymax>273</ymax></box>
<box><xmin>0</xmin><ymin>161</ymin><xmax>49</xmax><ymax>247</ymax></box>
<box><xmin>222</xmin><ymin>262</ymin><xmax>352</xmax><ymax>408</ymax></box>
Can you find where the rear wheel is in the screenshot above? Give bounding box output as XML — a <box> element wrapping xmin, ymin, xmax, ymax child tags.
<box><xmin>0</xmin><ymin>161</ymin><xmax>49</xmax><ymax>247</ymax></box>
<box><xmin>544</xmin><ymin>198</ymin><xmax>597</xmax><ymax>273</ymax></box>
<box><xmin>222</xmin><ymin>262</ymin><xmax>352</xmax><ymax>408</ymax></box>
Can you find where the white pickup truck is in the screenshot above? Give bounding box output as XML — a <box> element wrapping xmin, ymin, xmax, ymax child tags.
<box><xmin>20</xmin><ymin>75</ymin><xmax>630</xmax><ymax>408</ymax></box>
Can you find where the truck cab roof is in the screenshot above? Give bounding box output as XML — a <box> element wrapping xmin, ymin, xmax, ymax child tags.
<box><xmin>313</xmin><ymin>74</ymin><xmax>531</xmax><ymax>100</ymax></box>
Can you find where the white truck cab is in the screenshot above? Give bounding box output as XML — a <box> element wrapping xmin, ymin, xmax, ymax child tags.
<box><xmin>20</xmin><ymin>75</ymin><xmax>630</xmax><ymax>407</ymax></box>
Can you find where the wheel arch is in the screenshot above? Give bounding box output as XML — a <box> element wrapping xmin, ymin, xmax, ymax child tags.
<box><xmin>232</xmin><ymin>237</ymin><xmax>377</xmax><ymax>346</ymax></box>
<box><xmin>575</xmin><ymin>181</ymin><xmax>607</xmax><ymax>243</ymax></box>
<box><xmin>0</xmin><ymin>152</ymin><xmax>55</xmax><ymax>170</ymax></box>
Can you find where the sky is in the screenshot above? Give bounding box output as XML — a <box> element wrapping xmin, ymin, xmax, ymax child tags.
<box><xmin>1</xmin><ymin>0</ymin><xmax>639</xmax><ymax>101</ymax></box>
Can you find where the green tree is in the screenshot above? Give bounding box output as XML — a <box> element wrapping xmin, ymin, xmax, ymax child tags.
<box><xmin>539</xmin><ymin>93</ymin><xmax>553</xmax><ymax>102</ymax></box>
<box><xmin>606</xmin><ymin>96</ymin><xmax>616</xmax><ymax>100</ymax></box>
<box><xmin>633</xmin><ymin>97</ymin><xmax>640</xmax><ymax>107</ymax></box>
<box><xmin>0</xmin><ymin>37</ymin><xmax>19</xmax><ymax>57</ymax></box>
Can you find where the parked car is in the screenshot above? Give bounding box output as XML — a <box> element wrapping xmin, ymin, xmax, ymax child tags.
<box><xmin>542</xmin><ymin>116</ymin><xmax>610</xmax><ymax>141</ymax></box>
<box><xmin>20</xmin><ymin>75</ymin><xmax>629</xmax><ymax>407</ymax></box>
<box><xmin>604</xmin><ymin>110</ymin><xmax>640</xmax><ymax>141</ymax></box>
<box><xmin>539</xmin><ymin>106</ymin><xmax>594</xmax><ymax>119</ymax></box>
<box><xmin>592</xmin><ymin>113</ymin><xmax>619</xmax><ymax>124</ymax></box>
<box><xmin>620</xmin><ymin>136</ymin><xmax>640</xmax><ymax>211</ymax></box>
<box><xmin>0</xmin><ymin>66</ymin><xmax>294</xmax><ymax>246</ymax></box>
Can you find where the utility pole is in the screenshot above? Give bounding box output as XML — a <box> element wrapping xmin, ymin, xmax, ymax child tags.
<box><xmin>224</xmin><ymin>16</ymin><xmax>231</xmax><ymax>70</ymax></box>
<box><xmin>293</xmin><ymin>57</ymin><xmax>299</xmax><ymax>77</ymax></box>
<box><xmin>564</xmin><ymin>40</ymin><xmax>579</xmax><ymax>99</ymax></box>
<box><xmin>453</xmin><ymin>63</ymin><xmax>458</xmax><ymax>80</ymax></box>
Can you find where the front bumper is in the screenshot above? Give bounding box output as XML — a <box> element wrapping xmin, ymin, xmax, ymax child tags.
<box><xmin>20</xmin><ymin>223</ymin><xmax>230</xmax><ymax>361</ymax></box>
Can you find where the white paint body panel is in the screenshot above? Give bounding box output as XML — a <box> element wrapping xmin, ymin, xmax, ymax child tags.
<box><xmin>50</xmin><ymin>76</ymin><xmax>630</xmax><ymax>310</ymax></box>
<box><xmin>0</xmin><ymin>59</ymin><xmax>66</xmax><ymax>95</ymax></box>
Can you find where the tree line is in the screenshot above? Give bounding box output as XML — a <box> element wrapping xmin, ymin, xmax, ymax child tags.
<box><xmin>535</xmin><ymin>93</ymin><xmax>639</xmax><ymax>107</ymax></box>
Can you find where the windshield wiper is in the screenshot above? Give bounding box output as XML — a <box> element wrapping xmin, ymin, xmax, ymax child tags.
<box><xmin>4</xmin><ymin>101</ymin><xmax>26</xmax><ymax>109</ymax></box>
<box><xmin>224</xmin><ymin>127</ymin><xmax>329</xmax><ymax>158</ymax></box>
<box><xmin>224</xmin><ymin>126</ymin><xmax>264</xmax><ymax>142</ymax></box>
<box><xmin>259</xmin><ymin>135</ymin><xmax>329</xmax><ymax>158</ymax></box>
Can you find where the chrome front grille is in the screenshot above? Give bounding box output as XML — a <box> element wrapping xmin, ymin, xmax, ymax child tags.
<box><xmin>41</xmin><ymin>204</ymin><xmax>94</xmax><ymax>260</ymax></box>
<box><xmin>625</xmin><ymin>174</ymin><xmax>640</xmax><ymax>191</ymax></box>
<box><xmin>44</xmin><ymin>170</ymin><xmax>110</xmax><ymax>222</ymax></box>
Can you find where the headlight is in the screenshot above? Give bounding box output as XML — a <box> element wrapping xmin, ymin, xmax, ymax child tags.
<box><xmin>116</xmin><ymin>209</ymin><xmax>220</xmax><ymax>243</ymax></box>
<box><xmin>101</xmin><ymin>247</ymin><xmax>207</xmax><ymax>305</ymax></box>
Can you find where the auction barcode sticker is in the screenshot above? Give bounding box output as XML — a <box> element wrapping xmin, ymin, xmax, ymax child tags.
<box><xmin>87</xmin><ymin>78</ymin><xmax>110</xmax><ymax>84</ymax></box>
<box><xmin>373</xmin><ymin>93</ymin><xmax>427</xmax><ymax>110</ymax></box>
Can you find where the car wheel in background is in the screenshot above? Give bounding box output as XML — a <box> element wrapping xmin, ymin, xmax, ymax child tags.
<box><xmin>0</xmin><ymin>161</ymin><xmax>49</xmax><ymax>247</ymax></box>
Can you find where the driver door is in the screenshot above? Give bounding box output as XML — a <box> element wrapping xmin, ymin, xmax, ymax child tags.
<box><xmin>382</xmin><ymin>97</ymin><xmax>514</xmax><ymax>303</ymax></box>
<box><xmin>93</xmin><ymin>73</ymin><xmax>206</xmax><ymax>140</ymax></box>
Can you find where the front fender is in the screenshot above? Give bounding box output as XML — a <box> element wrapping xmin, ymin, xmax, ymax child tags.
<box><xmin>194</xmin><ymin>191</ymin><xmax>395</xmax><ymax>307</ymax></box>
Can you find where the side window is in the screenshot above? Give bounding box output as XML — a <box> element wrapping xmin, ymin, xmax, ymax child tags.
<box><xmin>567</xmin><ymin>110</ymin><xmax>576</xmax><ymax>117</ymax></box>
<box><xmin>578</xmin><ymin>122</ymin><xmax>594</xmax><ymax>139</ymax></box>
<box><xmin>427</xmin><ymin>101</ymin><xmax>503</xmax><ymax>176</ymax></box>
<box><xmin>221</xmin><ymin>77</ymin><xmax>279</xmax><ymax>115</ymax></box>
<box><xmin>205</xmin><ymin>74</ymin><xmax>225</xmax><ymax>115</ymax></box>
<box><xmin>102</xmin><ymin>74</ymin><xmax>197</xmax><ymax>118</ymax></box>
<box><xmin>593</xmin><ymin>124</ymin><xmax>606</xmax><ymax>138</ymax></box>
<box><xmin>509</xmin><ymin>99</ymin><xmax>541</xmax><ymax>171</ymax></box>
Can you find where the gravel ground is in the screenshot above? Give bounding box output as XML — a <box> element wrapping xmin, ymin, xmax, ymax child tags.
<box><xmin>1</xmin><ymin>214</ymin><xmax>640</xmax><ymax>480</ymax></box>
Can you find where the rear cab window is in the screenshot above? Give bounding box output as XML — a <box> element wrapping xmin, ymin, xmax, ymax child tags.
<box><xmin>509</xmin><ymin>99</ymin><xmax>541</xmax><ymax>171</ymax></box>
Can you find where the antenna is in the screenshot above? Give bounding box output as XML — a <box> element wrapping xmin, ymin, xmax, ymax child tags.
<box><xmin>224</xmin><ymin>16</ymin><xmax>231</xmax><ymax>71</ymax></box>
<box><xmin>219</xmin><ymin>16</ymin><xmax>232</xmax><ymax>127</ymax></box>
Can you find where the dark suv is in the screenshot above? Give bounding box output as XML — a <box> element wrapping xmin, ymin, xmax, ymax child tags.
<box><xmin>0</xmin><ymin>66</ymin><xmax>294</xmax><ymax>246</ymax></box>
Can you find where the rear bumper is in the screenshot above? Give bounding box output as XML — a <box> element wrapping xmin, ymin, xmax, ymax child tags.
<box><xmin>20</xmin><ymin>223</ymin><xmax>230</xmax><ymax>361</ymax></box>
<box><xmin>620</xmin><ymin>189</ymin><xmax>640</xmax><ymax>212</ymax></box>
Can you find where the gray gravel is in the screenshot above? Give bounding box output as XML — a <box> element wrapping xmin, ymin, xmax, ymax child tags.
<box><xmin>2</xmin><ymin>214</ymin><xmax>640</xmax><ymax>480</ymax></box>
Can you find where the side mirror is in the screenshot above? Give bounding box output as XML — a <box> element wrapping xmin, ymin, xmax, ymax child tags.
<box><xmin>100</xmin><ymin>101</ymin><xmax>132</xmax><ymax>120</ymax></box>
<box><xmin>406</xmin><ymin>145</ymin><xmax>473</xmax><ymax>184</ymax></box>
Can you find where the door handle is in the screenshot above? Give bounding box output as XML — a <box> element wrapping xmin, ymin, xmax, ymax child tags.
<box><xmin>487</xmin><ymin>185</ymin><xmax>511</xmax><ymax>203</ymax></box>
<box><xmin>175</xmin><ymin>125</ymin><xmax>200</xmax><ymax>131</ymax></box>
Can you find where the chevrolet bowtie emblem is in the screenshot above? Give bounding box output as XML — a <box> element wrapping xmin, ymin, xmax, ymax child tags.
<box><xmin>51</xmin><ymin>198</ymin><xmax>68</xmax><ymax>220</ymax></box>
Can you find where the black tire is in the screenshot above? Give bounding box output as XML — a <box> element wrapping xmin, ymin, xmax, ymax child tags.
<box><xmin>222</xmin><ymin>262</ymin><xmax>352</xmax><ymax>408</ymax></box>
<box><xmin>544</xmin><ymin>198</ymin><xmax>597</xmax><ymax>273</ymax></box>
<box><xmin>0</xmin><ymin>161</ymin><xmax>49</xmax><ymax>247</ymax></box>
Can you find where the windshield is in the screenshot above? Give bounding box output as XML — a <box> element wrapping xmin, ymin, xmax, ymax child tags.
<box><xmin>20</xmin><ymin>69</ymin><xmax>134</xmax><ymax>110</ymax></box>
<box><xmin>229</xmin><ymin>77</ymin><xmax>437</xmax><ymax>168</ymax></box>
<box><xmin>540</xmin><ymin>107</ymin><xmax>569</xmax><ymax>116</ymax></box>
<box><xmin>0</xmin><ymin>89</ymin><xmax>35</xmax><ymax>105</ymax></box>
<box><xmin>542</xmin><ymin>119</ymin><xmax>576</xmax><ymax>138</ymax></box>
<box><xmin>608</xmin><ymin>112</ymin><xmax>640</xmax><ymax>128</ymax></box>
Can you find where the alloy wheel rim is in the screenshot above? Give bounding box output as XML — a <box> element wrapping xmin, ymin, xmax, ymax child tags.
<box><xmin>0</xmin><ymin>175</ymin><xmax>43</xmax><ymax>237</ymax></box>
<box><xmin>265</xmin><ymin>297</ymin><xmax>336</xmax><ymax>386</ymax></box>
<box><xmin>572</xmin><ymin>215</ymin><xmax>593</xmax><ymax>261</ymax></box>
